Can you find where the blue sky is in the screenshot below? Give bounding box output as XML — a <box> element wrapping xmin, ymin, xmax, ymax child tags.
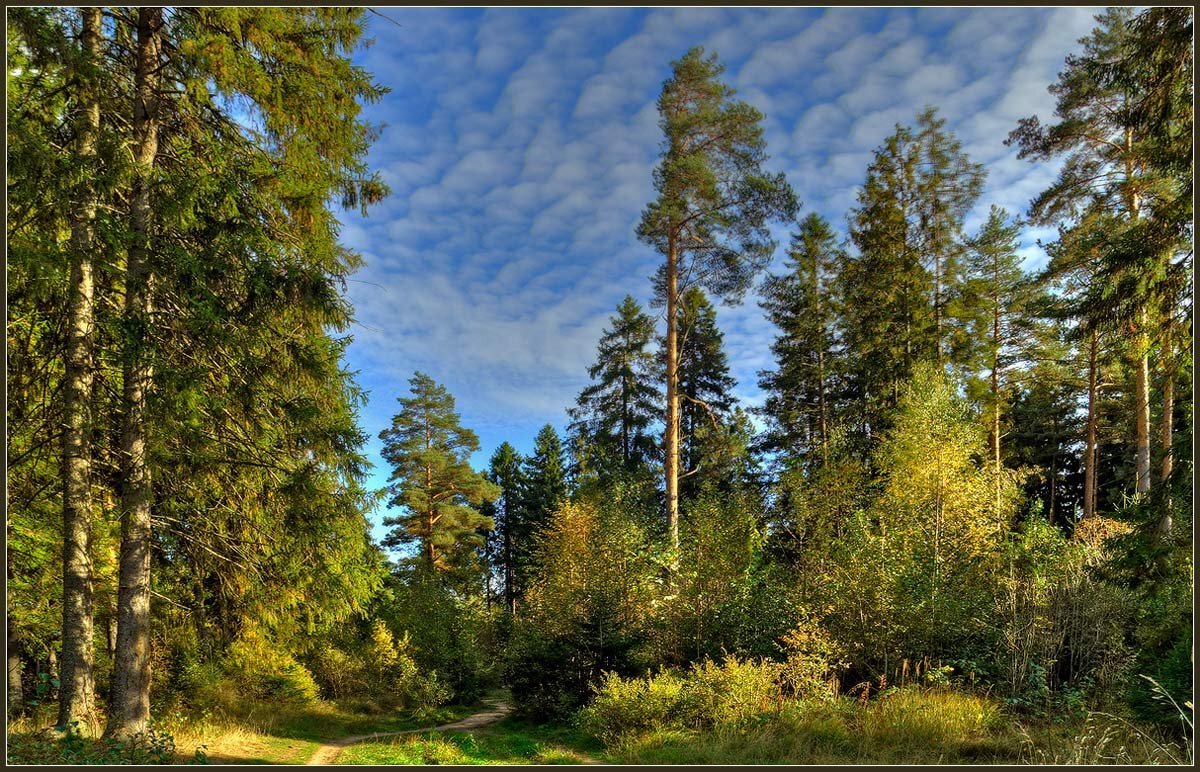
<box><xmin>337</xmin><ymin>7</ymin><xmax>1103</xmax><ymax>543</ymax></box>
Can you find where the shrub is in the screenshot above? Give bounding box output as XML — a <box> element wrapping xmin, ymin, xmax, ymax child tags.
<box><xmin>778</xmin><ymin>617</ymin><xmax>846</xmax><ymax>700</ymax></box>
<box><xmin>578</xmin><ymin>670</ymin><xmax>687</xmax><ymax>745</ymax></box>
<box><xmin>507</xmin><ymin>497</ymin><xmax>658</xmax><ymax>718</ymax></box>
<box><xmin>226</xmin><ymin>631</ymin><xmax>320</xmax><ymax>704</ymax></box>
<box><xmin>579</xmin><ymin>656</ymin><xmax>787</xmax><ymax>745</ymax></box>
<box><xmin>685</xmin><ymin>656</ymin><xmax>783</xmax><ymax>727</ymax></box>
<box><xmin>6</xmin><ymin>726</ymin><xmax>207</xmax><ymax>765</ymax></box>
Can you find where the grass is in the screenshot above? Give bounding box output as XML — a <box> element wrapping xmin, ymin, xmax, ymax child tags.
<box><xmin>9</xmin><ymin>686</ymin><xmax>1188</xmax><ymax>765</ymax></box>
<box><xmin>601</xmin><ymin>687</ymin><xmax>1190</xmax><ymax>765</ymax></box>
<box><xmin>6</xmin><ymin>696</ymin><xmax>484</xmax><ymax>765</ymax></box>
<box><xmin>339</xmin><ymin>718</ymin><xmax>603</xmax><ymax>765</ymax></box>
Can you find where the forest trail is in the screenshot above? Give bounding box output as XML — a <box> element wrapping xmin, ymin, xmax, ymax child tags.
<box><xmin>306</xmin><ymin>701</ymin><xmax>514</xmax><ymax>765</ymax></box>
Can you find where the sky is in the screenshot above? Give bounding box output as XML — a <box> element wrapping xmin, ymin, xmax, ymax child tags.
<box><xmin>337</xmin><ymin>6</ymin><xmax>1104</xmax><ymax>542</ymax></box>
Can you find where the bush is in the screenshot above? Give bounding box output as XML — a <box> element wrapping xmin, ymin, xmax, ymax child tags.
<box><xmin>579</xmin><ymin>656</ymin><xmax>786</xmax><ymax>745</ymax></box>
<box><xmin>6</xmin><ymin>726</ymin><xmax>207</xmax><ymax>765</ymax></box>
<box><xmin>507</xmin><ymin>497</ymin><xmax>658</xmax><ymax>718</ymax></box>
<box><xmin>578</xmin><ymin>670</ymin><xmax>688</xmax><ymax>745</ymax></box>
<box><xmin>226</xmin><ymin>631</ymin><xmax>320</xmax><ymax>704</ymax></box>
<box><xmin>779</xmin><ymin>617</ymin><xmax>846</xmax><ymax>700</ymax></box>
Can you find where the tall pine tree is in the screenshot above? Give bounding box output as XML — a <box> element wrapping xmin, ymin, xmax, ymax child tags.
<box><xmin>638</xmin><ymin>47</ymin><xmax>796</xmax><ymax>549</ymax></box>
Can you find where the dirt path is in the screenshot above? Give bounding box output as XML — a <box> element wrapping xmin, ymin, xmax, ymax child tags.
<box><xmin>306</xmin><ymin>701</ymin><xmax>513</xmax><ymax>765</ymax></box>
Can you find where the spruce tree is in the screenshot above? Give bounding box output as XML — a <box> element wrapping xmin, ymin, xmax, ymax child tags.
<box><xmin>841</xmin><ymin>109</ymin><xmax>984</xmax><ymax>441</ymax></box>
<box><xmin>960</xmin><ymin>207</ymin><xmax>1035</xmax><ymax>490</ymax></box>
<box><xmin>673</xmin><ymin>287</ymin><xmax>739</xmax><ymax>501</ymax></box>
<box><xmin>379</xmin><ymin>373</ymin><xmax>499</xmax><ymax>575</ymax></box>
<box><xmin>569</xmin><ymin>296</ymin><xmax>662</xmax><ymax>476</ymax></box>
<box><xmin>759</xmin><ymin>213</ymin><xmax>842</xmax><ymax>471</ymax></box>
<box><xmin>481</xmin><ymin>443</ymin><xmax>524</xmax><ymax>613</ymax></box>
<box><xmin>513</xmin><ymin>424</ymin><xmax>570</xmax><ymax>604</ymax></box>
<box><xmin>638</xmin><ymin>47</ymin><xmax>796</xmax><ymax>549</ymax></box>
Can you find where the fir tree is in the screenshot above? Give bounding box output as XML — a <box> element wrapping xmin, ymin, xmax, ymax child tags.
<box><xmin>481</xmin><ymin>443</ymin><xmax>523</xmax><ymax>613</ymax></box>
<box><xmin>513</xmin><ymin>424</ymin><xmax>570</xmax><ymax>604</ymax></box>
<box><xmin>759</xmin><ymin>214</ymin><xmax>842</xmax><ymax>471</ymax></box>
<box><xmin>569</xmin><ymin>296</ymin><xmax>662</xmax><ymax>476</ymax></box>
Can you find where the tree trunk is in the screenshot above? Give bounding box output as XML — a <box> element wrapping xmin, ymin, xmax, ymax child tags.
<box><xmin>664</xmin><ymin>233</ymin><xmax>680</xmax><ymax>554</ymax></box>
<box><xmin>990</xmin><ymin>278</ymin><xmax>1001</xmax><ymax>518</ymax></box>
<box><xmin>107</xmin><ymin>7</ymin><xmax>162</xmax><ymax>741</ymax></box>
<box><xmin>1159</xmin><ymin>324</ymin><xmax>1174</xmax><ymax>484</ymax></box>
<box><xmin>7</xmin><ymin>624</ymin><xmax>23</xmax><ymax>715</ymax></box>
<box><xmin>1082</xmin><ymin>327</ymin><xmax>1099</xmax><ymax>520</ymax></box>
<box><xmin>1157</xmin><ymin>323</ymin><xmax>1174</xmax><ymax>538</ymax></box>
<box><xmin>58</xmin><ymin>5</ymin><xmax>103</xmax><ymax>731</ymax></box>
<box><xmin>504</xmin><ymin>512</ymin><xmax>515</xmax><ymax>614</ymax></box>
<box><xmin>815</xmin><ymin>257</ymin><xmax>829</xmax><ymax>467</ymax></box>
<box><xmin>1133</xmin><ymin>306</ymin><xmax>1152</xmax><ymax>494</ymax></box>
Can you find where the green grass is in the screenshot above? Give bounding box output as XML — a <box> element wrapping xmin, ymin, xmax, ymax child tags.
<box><xmin>6</xmin><ymin>697</ymin><xmax>485</xmax><ymax>765</ymax></box>
<box><xmin>338</xmin><ymin>718</ymin><xmax>603</xmax><ymax>765</ymax></box>
<box><xmin>599</xmin><ymin>688</ymin><xmax>1189</xmax><ymax>765</ymax></box>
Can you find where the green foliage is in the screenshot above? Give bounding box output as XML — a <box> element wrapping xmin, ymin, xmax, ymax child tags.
<box><xmin>568</xmin><ymin>296</ymin><xmax>662</xmax><ymax>476</ymax></box>
<box><xmin>6</xmin><ymin>725</ymin><xmax>207</xmax><ymax>765</ymax></box>
<box><xmin>758</xmin><ymin>213</ymin><xmax>843</xmax><ymax>469</ymax></box>
<box><xmin>580</xmin><ymin>656</ymin><xmax>785</xmax><ymax>744</ymax></box>
<box><xmin>507</xmin><ymin>493</ymin><xmax>659</xmax><ymax>717</ymax></box>
<box><xmin>375</xmin><ymin>569</ymin><xmax>499</xmax><ymax>705</ymax></box>
<box><xmin>379</xmin><ymin>372</ymin><xmax>500</xmax><ymax>576</ymax></box>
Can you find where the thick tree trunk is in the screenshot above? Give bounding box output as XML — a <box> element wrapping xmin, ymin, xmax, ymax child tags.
<box><xmin>107</xmin><ymin>7</ymin><xmax>162</xmax><ymax>741</ymax></box>
<box><xmin>664</xmin><ymin>234</ymin><xmax>681</xmax><ymax>554</ymax></box>
<box><xmin>58</xmin><ymin>5</ymin><xmax>103</xmax><ymax>731</ymax></box>
<box><xmin>7</xmin><ymin>622</ymin><xmax>23</xmax><ymax>715</ymax></box>
<box><xmin>1082</xmin><ymin>327</ymin><xmax>1099</xmax><ymax>520</ymax></box>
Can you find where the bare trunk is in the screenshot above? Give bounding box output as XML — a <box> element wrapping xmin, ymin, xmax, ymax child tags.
<box><xmin>7</xmin><ymin>623</ymin><xmax>23</xmax><ymax>714</ymax></box>
<box><xmin>990</xmin><ymin>275</ymin><xmax>1001</xmax><ymax>518</ymax></box>
<box><xmin>504</xmin><ymin>514</ymin><xmax>515</xmax><ymax>614</ymax></box>
<box><xmin>1157</xmin><ymin>324</ymin><xmax>1174</xmax><ymax>538</ymax></box>
<box><xmin>1126</xmin><ymin>148</ymin><xmax>1152</xmax><ymax>495</ymax></box>
<box><xmin>665</xmin><ymin>233</ymin><xmax>680</xmax><ymax>553</ymax></box>
<box><xmin>107</xmin><ymin>7</ymin><xmax>162</xmax><ymax>740</ymax></box>
<box><xmin>58</xmin><ymin>5</ymin><xmax>102</xmax><ymax>730</ymax></box>
<box><xmin>1133</xmin><ymin>307</ymin><xmax>1152</xmax><ymax>494</ymax></box>
<box><xmin>1159</xmin><ymin>325</ymin><xmax>1174</xmax><ymax>484</ymax></box>
<box><xmin>1082</xmin><ymin>328</ymin><xmax>1099</xmax><ymax>520</ymax></box>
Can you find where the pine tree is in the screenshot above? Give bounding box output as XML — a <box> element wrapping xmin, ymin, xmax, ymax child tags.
<box><xmin>56</xmin><ymin>6</ymin><xmax>104</xmax><ymax>730</ymax></box>
<box><xmin>379</xmin><ymin>373</ymin><xmax>499</xmax><ymax>575</ymax></box>
<box><xmin>759</xmin><ymin>213</ymin><xmax>842</xmax><ymax>471</ymax></box>
<box><xmin>638</xmin><ymin>47</ymin><xmax>796</xmax><ymax>550</ymax></box>
<box><xmin>569</xmin><ymin>296</ymin><xmax>662</xmax><ymax>476</ymax></box>
<box><xmin>1007</xmin><ymin>8</ymin><xmax>1192</xmax><ymax>499</ymax></box>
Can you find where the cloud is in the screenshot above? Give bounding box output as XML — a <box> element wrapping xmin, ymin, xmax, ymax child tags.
<box><xmin>340</xmin><ymin>7</ymin><xmax>1098</xmax><ymax>520</ymax></box>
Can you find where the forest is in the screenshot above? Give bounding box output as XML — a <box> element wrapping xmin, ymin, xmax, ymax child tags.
<box><xmin>5</xmin><ymin>6</ymin><xmax>1193</xmax><ymax>766</ymax></box>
